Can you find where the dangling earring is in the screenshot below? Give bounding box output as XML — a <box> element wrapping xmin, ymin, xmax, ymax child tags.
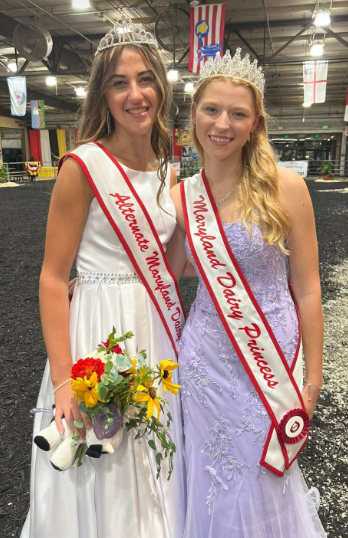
<box><xmin>107</xmin><ymin>109</ymin><xmax>111</xmax><ymax>135</ymax></box>
<box><xmin>248</xmin><ymin>129</ymin><xmax>254</xmax><ymax>142</ymax></box>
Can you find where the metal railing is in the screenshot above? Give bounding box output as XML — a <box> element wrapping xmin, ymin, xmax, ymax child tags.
<box><xmin>306</xmin><ymin>159</ymin><xmax>348</xmax><ymax>178</ymax></box>
<box><xmin>0</xmin><ymin>161</ymin><xmax>58</xmax><ymax>182</ymax></box>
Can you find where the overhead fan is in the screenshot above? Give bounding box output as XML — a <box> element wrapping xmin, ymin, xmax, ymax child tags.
<box><xmin>13</xmin><ymin>22</ymin><xmax>53</xmax><ymax>61</ymax></box>
<box><xmin>155</xmin><ymin>7</ymin><xmax>190</xmax><ymax>56</ymax></box>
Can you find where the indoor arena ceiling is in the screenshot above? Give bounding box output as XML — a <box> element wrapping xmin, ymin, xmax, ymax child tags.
<box><xmin>0</xmin><ymin>0</ymin><xmax>347</xmax><ymax>123</ymax></box>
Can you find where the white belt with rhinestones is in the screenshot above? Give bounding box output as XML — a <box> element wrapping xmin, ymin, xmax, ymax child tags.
<box><xmin>77</xmin><ymin>271</ymin><xmax>141</xmax><ymax>284</ymax></box>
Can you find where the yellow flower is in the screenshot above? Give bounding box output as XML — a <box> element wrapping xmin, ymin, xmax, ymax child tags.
<box><xmin>133</xmin><ymin>381</ymin><xmax>161</xmax><ymax>421</ymax></box>
<box><xmin>71</xmin><ymin>372</ymin><xmax>100</xmax><ymax>408</ymax></box>
<box><xmin>128</xmin><ymin>359</ymin><xmax>138</xmax><ymax>375</ymax></box>
<box><xmin>159</xmin><ymin>360</ymin><xmax>182</xmax><ymax>395</ymax></box>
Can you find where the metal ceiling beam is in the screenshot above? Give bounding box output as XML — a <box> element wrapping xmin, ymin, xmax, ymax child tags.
<box><xmin>225</xmin><ymin>15</ymin><xmax>348</xmax><ymax>31</ymax></box>
<box><xmin>264</xmin><ymin>54</ymin><xmax>348</xmax><ymax>65</ymax></box>
<box><xmin>19</xmin><ymin>60</ymin><xmax>29</xmax><ymax>74</ymax></box>
<box><xmin>324</xmin><ymin>27</ymin><xmax>348</xmax><ymax>49</ymax></box>
<box><xmin>0</xmin><ymin>67</ymin><xmax>88</xmax><ymax>78</ymax></box>
<box><xmin>267</xmin><ymin>24</ymin><xmax>313</xmax><ymax>61</ymax></box>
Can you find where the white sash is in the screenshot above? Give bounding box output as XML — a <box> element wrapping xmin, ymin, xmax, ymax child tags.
<box><xmin>182</xmin><ymin>171</ymin><xmax>310</xmax><ymax>476</ymax></box>
<box><xmin>60</xmin><ymin>142</ymin><xmax>185</xmax><ymax>355</ymax></box>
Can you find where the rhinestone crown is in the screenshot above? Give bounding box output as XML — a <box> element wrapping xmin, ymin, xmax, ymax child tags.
<box><xmin>96</xmin><ymin>14</ymin><xmax>158</xmax><ymax>56</ymax></box>
<box><xmin>199</xmin><ymin>48</ymin><xmax>265</xmax><ymax>96</ymax></box>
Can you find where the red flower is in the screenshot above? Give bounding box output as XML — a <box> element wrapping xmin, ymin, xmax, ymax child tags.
<box><xmin>102</xmin><ymin>339</ymin><xmax>123</xmax><ymax>355</ymax></box>
<box><xmin>71</xmin><ymin>358</ymin><xmax>105</xmax><ymax>381</ymax></box>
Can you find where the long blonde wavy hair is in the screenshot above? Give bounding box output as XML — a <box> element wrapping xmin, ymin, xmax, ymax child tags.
<box><xmin>78</xmin><ymin>43</ymin><xmax>172</xmax><ymax>205</ymax></box>
<box><xmin>191</xmin><ymin>76</ymin><xmax>292</xmax><ymax>253</ymax></box>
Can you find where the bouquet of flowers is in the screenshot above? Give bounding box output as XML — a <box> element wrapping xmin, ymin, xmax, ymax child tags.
<box><xmin>70</xmin><ymin>327</ymin><xmax>181</xmax><ymax>480</ymax></box>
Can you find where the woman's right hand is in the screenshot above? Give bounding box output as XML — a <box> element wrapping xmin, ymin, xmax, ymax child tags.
<box><xmin>54</xmin><ymin>383</ymin><xmax>87</xmax><ymax>439</ymax></box>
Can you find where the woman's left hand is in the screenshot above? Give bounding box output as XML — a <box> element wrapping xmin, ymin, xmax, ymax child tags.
<box><xmin>302</xmin><ymin>383</ymin><xmax>321</xmax><ymax>420</ymax></box>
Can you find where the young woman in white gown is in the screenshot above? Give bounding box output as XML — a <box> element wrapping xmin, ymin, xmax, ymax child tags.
<box><xmin>21</xmin><ymin>20</ymin><xmax>186</xmax><ymax>538</ymax></box>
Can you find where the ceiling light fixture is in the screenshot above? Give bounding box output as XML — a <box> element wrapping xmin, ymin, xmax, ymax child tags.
<box><xmin>302</xmin><ymin>103</ymin><xmax>312</xmax><ymax>108</ymax></box>
<box><xmin>72</xmin><ymin>0</ymin><xmax>90</xmax><ymax>9</ymax></box>
<box><xmin>190</xmin><ymin>0</ymin><xmax>200</xmax><ymax>5</ymax></box>
<box><xmin>184</xmin><ymin>82</ymin><xmax>195</xmax><ymax>94</ymax></box>
<box><xmin>310</xmin><ymin>43</ymin><xmax>324</xmax><ymax>56</ymax></box>
<box><xmin>167</xmin><ymin>69</ymin><xmax>179</xmax><ymax>83</ymax></box>
<box><xmin>7</xmin><ymin>60</ymin><xmax>17</xmax><ymax>73</ymax></box>
<box><xmin>75</xmin><ymin>86</ymin><xmax>87</xmax><ymax>97</ymax></box>
<box><xmin>46</xmin><ymin>76</ymin><xmax>57</xmax><ymax>86</ymax></box>
<box><xmin>313</xmin><ymin>9</ymin><xmax>331</xmax><ymax>27</ymax></box>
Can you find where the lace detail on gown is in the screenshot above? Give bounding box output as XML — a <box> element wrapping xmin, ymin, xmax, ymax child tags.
<box><xmin>178</xmin><ymin>219</ymin><xmax>326</xmax><ymax>538</ymax></box>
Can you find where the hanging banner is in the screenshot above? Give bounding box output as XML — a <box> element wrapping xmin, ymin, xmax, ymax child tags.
<box><xmin>189</xmin><ymin>4</ymin><xmax>226</xmax><ymax>74</ymax></box>
<box><xmin>344</xmin><ymin>89</ymin><xmax>348</xmax><ymax>122</ymax></box>
<box><xmin>7</xmin><ymin>76</ymin><xmax>27</xmax><ymax>116</ymax></box>
<box><xmin>303</xmin><ymin>61</ymin><xmax>328</xmax><ymax>105</ymax></box>
<box><xmin>31</xmin><ymin>100</ymin><xmax>45</xmax><ymax>129</ymax></box>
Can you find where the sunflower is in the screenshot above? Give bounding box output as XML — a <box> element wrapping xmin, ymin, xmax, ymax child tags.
<box><xmin>159</xmin><ymin>360</ymin><xmax>182</xmax><ymax>395</ymax></box>
<box><xmin>133</xmin><ymin>381</ymin><xmax>161</xmax><ymax>421</ymax></box>
<box><xmin>71</xmin><ymin>372</ymin><xmax>100</xmax><ymax>408</ymax></box>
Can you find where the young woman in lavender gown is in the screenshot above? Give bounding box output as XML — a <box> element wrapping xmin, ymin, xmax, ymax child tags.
<box><xmin>169</xmin><ymin>49</ymin><xmax>327</xmax><ymax>538</ymax></box>
<box><xmin>21</xmin><ymin>17</ymin><xmax>186</xmax><ymax>538</ymax></box>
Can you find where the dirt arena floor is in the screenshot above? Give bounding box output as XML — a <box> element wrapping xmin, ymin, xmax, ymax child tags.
<box><xmin>0</xmin><ymin>179</ymin><xmax>347</xmax><ymax>538</ymax></box>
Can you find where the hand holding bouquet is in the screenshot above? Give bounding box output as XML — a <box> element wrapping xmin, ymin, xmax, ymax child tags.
<box><xmin>68</xmin><ymin>327</ymin><xmax>180</xmax><ymax>479</ymax></box>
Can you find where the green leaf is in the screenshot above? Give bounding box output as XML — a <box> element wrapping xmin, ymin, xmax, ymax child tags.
<box><xmin>104</xmin><ymin>361</ymin><xmax>113</xmax><ymax>374</ymax></box>
<box><xmin>72</xmin><ymin>434</ymin><xmax>80</xmax><ymax>441</ymax></box>
<box><xmin>101</xmin><ymin>374</ymin><xmax>109</xmax><ymax>385</ymax></box>
<box><xmin>156</xmin><ymin>452</ymin><xmax>163</xmax><ymax>466</ymax></box>
<box><xmin>99</xmin><ymin>384</ymin><xmax>109</xmax><ymax>400</ymax></box>
<box><xmin>148</xmin><ymin>440</ymin><xmax>156</xmax><ymax>450</ymax></box>
<box><xmin>114</xmin><ymin>374</ymin><xmax>123</xmax><ymax>385</ymax></box>
<box><xmin>78</xmin><ymin>401</ymin><xmax>88</xmax><ymax>414</ymax></box>
<box><xmin>116</xmin><ymin>354</ymin><xmax>131</xmax><ymax>369</ymax></box>
<box><xmin>73</xmin><ymin>421</ymin><xmax>84</xmax><ymax>429</ymax></box>
<box><xmin>107</xmin><ymin>418</ymin><xmax>114</xmax><ymax>424</ymax></box>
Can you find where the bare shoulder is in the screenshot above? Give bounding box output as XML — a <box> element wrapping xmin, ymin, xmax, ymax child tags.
<box><xmin>277</xmin><ymin>166</ymin><xmax>312</xmax><ymax>216</ymax></box>
<box><xmin>277</xmin><ymin>165</ymin><xmax>308</xmax><ymax>193</ymax></box>
<box><xmin>170</xmin><ymin>181</ymin><xmax>181</xmax><ymax>204</ymax></box>
<box><xmin>169</xmin><ymin>163</ymin><xmax>178</xmax><ymax>188</ymax></box>
<box><xmin>54</xmin><ymin>156</ymin><xmax>94</xmax><ymax>205</ymax></box>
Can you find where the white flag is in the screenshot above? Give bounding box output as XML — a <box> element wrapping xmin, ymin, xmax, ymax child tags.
<box><xmin>303</xmin><ymin>61</ymin><xmax>328</xmax><ymax>105</ymax></box>
<box><xmin>344</xmin><ymin>89</ymin><xmax>348</xmax><ymax>122</ymax></box>
<box><xmin>7</xmin><ymin>76</ymin><xmax>27</xmax><ymax>116</ymax></box>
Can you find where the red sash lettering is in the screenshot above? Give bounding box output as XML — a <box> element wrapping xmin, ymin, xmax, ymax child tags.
<box><xmin>60</xmin><ymin>142</ymin><xmax>185</xmax><ymax>355</ymax></box>
<box><xmin>181</xmin><ymin>171</ymin><xmax>309</xmax><ymax>476</ymax></box>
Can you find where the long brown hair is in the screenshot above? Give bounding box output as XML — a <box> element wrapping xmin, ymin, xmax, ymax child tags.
<box><xmin>78</xmin><ymin>44</ymin><xmax>172</xmax><ymax>205</ymax></box>
<box><xmin>190</xmin><ymin>76</ymin><xmax>292</xmax><ymax>253</ymax></box>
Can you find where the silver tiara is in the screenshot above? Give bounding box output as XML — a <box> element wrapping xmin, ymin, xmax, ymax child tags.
<box><xmin>96</xmin><ymin>14</ymin><xmax>158</xmax><ymax>55</ymax></box>
<box><xmin>199</xmin><ymin>49</ymin><xmax>265</xmax><ymax>96</ymax></box>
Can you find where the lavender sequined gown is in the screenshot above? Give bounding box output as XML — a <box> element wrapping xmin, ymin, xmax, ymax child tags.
<box><xmin>178</xmin><ymin>220</ymin><xmax>327</xmax><ymax>538</ymax></box>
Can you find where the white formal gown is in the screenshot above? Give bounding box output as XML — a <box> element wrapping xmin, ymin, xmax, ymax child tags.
<box><xmin>21</xmin><ymin>155</ymin><xmax>186</xmax><ymax>538</ymax></box>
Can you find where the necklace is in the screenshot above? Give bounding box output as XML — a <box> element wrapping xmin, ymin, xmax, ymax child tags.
<box><xmin>215</xmin><ymin>184</ymin><xmax>237</xmax><ymax>208</ymax></box>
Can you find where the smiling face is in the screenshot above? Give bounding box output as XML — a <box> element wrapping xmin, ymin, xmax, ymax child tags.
<box><xmin>105</xmin><ymin>47</ymin><xmax>159</xmax><ymax>138</ymax></box>
<box><xmin>193</xmin><ymin>78</ymin><xmax>260</xmax><ymax>164</ymax></box>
